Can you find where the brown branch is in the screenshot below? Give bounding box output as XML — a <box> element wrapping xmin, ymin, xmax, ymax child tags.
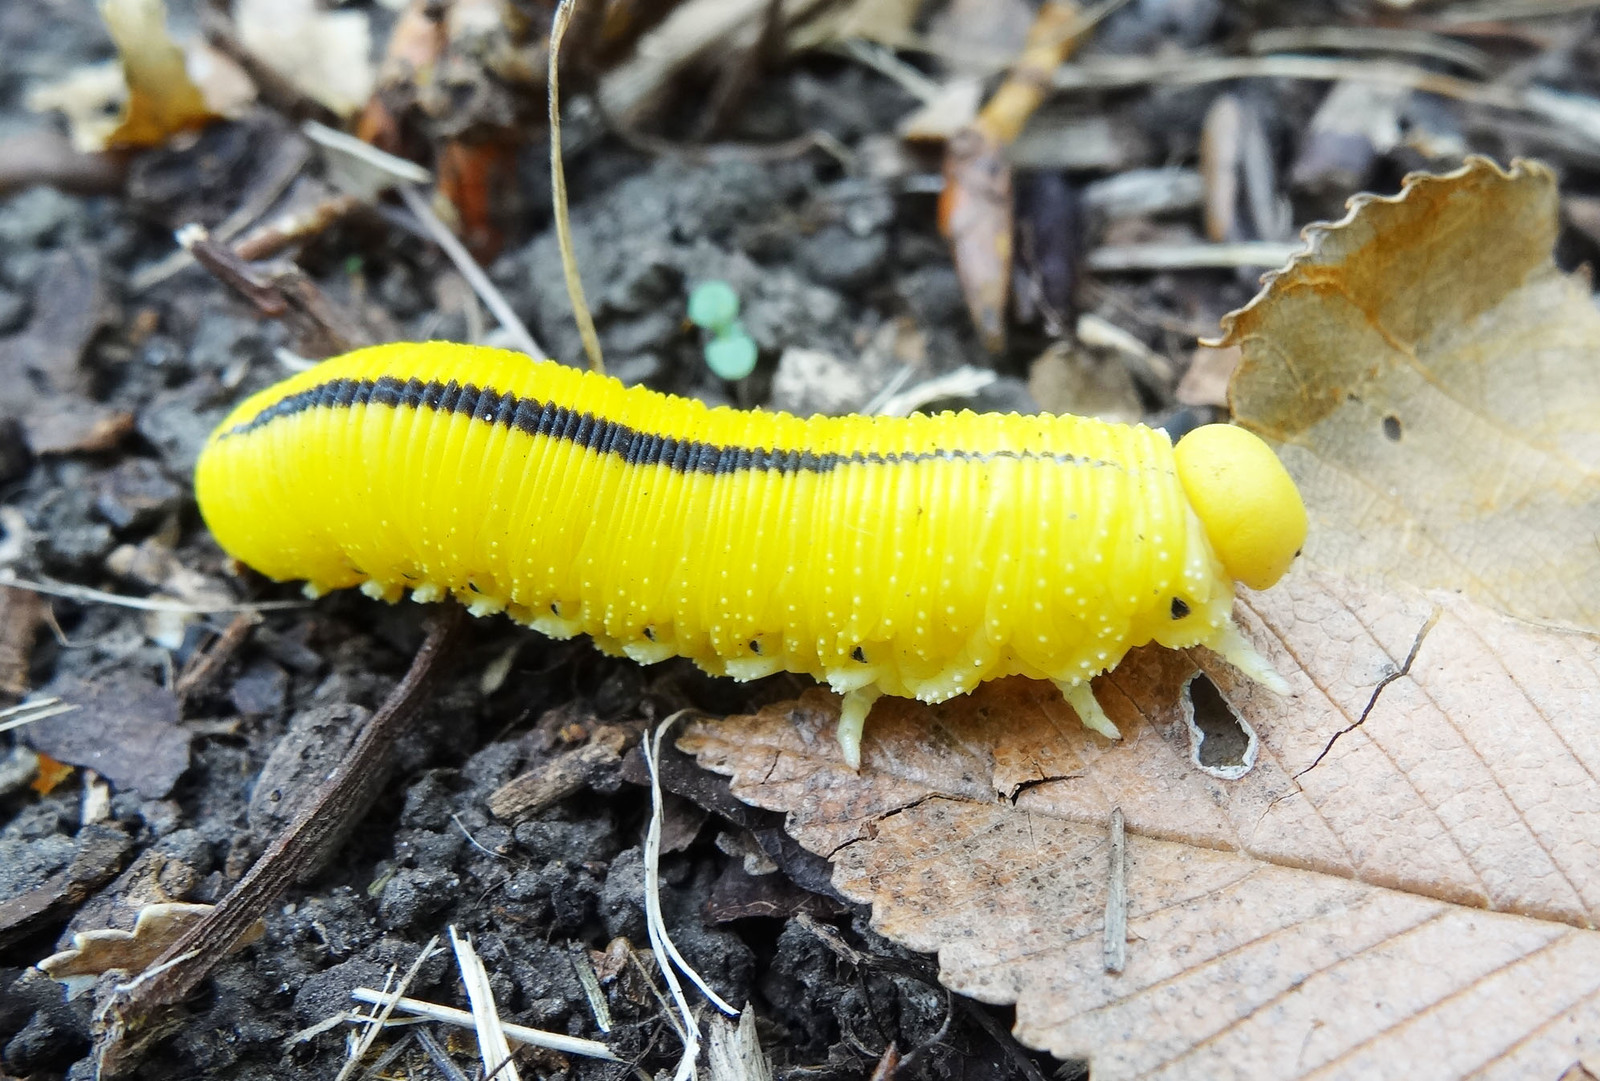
<box><xmin>90</xmin><ymin>606</ymin><xmax>464</xmax><ymax>1077</ymax></box>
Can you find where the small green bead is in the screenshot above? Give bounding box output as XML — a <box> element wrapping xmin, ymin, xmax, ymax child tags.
<box><xmin>705</xmin><ymin>331</ymin><xmax>758</xmax><ymax>380</ymax></box>
<box><xmin>687</xmin><ymin>280</ymin><xmax>740</xmax><ymax>331</ymax></box>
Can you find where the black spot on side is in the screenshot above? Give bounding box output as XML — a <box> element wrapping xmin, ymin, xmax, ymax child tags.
<box><xmin>1170</xmin><ymin>597</ymin><xmax>1191</xmax><ymax>620</ymax></box>
<box><xmin>851</xmin><ymin>646</ymin><xmax>866</xmax><ymax>662</ymax></box>
<box><xmin>1382</xmin><ymin>415</ymin><xmax>1402</xmax><ymax>442</ymax></box>
<box><xmin>749</xmin><ymin>640</ymin><xmax>761</xmax><ymax>654</ymax></box>
<box><xmin>643</xmin><ymin>627</ymin><xmax>656</xmax><ymax>641</ymax></box>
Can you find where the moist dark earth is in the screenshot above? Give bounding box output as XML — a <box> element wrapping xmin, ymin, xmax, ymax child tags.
<box><xmin>4</xmin><ymin>1</ymin><xmax>1598</xmax><ymax>1078</ymax></box>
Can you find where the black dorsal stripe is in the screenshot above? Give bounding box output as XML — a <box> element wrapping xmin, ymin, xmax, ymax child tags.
<box><xmin>218</xmin><ymin>375</ymin><xmax>1103</xmax><ymax>476</ymax></box>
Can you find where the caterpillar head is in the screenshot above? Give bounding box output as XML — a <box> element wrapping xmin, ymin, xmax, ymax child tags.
<box><xmin>1174</xmin><ymin>424</ymin><xmax>1307</xmax><ymax>591</ymax></box>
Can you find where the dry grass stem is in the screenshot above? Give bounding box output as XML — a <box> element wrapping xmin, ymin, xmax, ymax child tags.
<box><xmin>0</xmin><ymin>571</ymin><xmax>307</xmax><ymax>615</ymax></box>
<box><xmin>396</xmin><ymin>185</ymin><xmax>544</xmax><ymax>359</ymax></box>
<box><xmin>449</xmin><ymin>926</ymin><xmax>521</xmax><ymax>1081</ymax></box>
<box><xmin>548</xmin><ymin>0</ymin><xmax>605</xmax><ymax>373</ymax></box>
<box><xmin>348</xmin><ymin>988</ymin><xmax>622</xmax><ymax>1061</ymax></box>
<box><xmin>1102</xmin><ymin>808</ymin><xmax>1126</xmax><ymax>974</ymax></box>
<box><xmin>1086</xmin><ymin>240</ymin><xmax>1302</xmax><ymax>271</ymax></box>
<box><xmin>0</xmin><ymin>698</ymin><xmax>79</xmax><ymax>736</ymax></box>
<box><xmin>336</xmin><ymin>936</ymin><xmax>441</xmax><ymax>1081</ymax></box>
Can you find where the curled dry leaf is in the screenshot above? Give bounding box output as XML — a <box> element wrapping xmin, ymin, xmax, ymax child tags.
<box><xmin>681</xmin><ymin>566</ymin><xmax>1600</xmax><ymax>1076</ymax></box>
<box><xmin>1216</xmin><ymin>156</ymin><xmax>1600</xmax><ymax>631</ymax></box>
<box><xmin>38</xmin><ymin>903</ymin><xmax>264</xmax><ymax>998</ymax></box>
<box><xmin>99</xmin><ymin>0</ymin><xmax>214</xmax><ymax>148</ymax></box>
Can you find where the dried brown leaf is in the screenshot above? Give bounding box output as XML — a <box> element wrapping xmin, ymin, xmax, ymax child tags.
<box><xmin>25</xmin><ymin>674</ymin><xmax>189</xmax><ymax>799</ymax></box>
<box><xmin>39</xmin><ymin>903</ymin><xmax>264</xmax><ymax>997</ymax></box>
<box><xmin>681</xmin><ymin>566</ymin><xmax>1600</xmax><ymax>1076</ymax></box>
<box><xmin>1175</xmin><ymin>344</ymin><xmax>1239</xmax><ymax>408</ymax></box>
<box><xmin>1216</xmin><ymin>156</ymin><xmax>1600</xmax><ymax>631</ymax></box>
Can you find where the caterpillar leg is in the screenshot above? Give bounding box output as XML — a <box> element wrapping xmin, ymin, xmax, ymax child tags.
<box><xmin>1056</xmin><ymin>680</ymin><xmax>1121</xmax><ymax>740</ymax></box>
<box><xmin>1213</xmin><ymin>618</ymin><xmax>1291</xmax><ymax>694</ymax></box>
<box><xmin>836</xmin><ymin>685</ymin><xmax>883</xmax><ymax>770</ymax></box>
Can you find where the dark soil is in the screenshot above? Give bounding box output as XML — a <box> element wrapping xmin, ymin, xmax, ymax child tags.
<box><xmin>3</xmin><ymin>0</ymin><xmax>1599</xmax><ymax>1078</ymax></box>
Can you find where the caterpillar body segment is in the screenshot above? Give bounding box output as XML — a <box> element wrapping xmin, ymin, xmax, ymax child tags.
<box><xmin>196</xmin><ymin>343</ymin><xmax>1306</xmax><ymax>767</ymax></box>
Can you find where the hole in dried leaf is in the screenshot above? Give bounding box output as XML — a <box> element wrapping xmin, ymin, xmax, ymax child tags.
<box><xmin>1182</xmin><ymin>673</ymin><xmax>1258</xmax><ymax>780</ymax></box>
<box><xmin>1382</xmin><ymin>414</ymin><xmax>1402</xmax><ymax>441</ymax></box>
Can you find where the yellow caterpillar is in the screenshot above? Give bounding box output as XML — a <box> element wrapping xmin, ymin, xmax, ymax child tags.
<box><xmin>196</xmin><ymin>342</ymin><xmax>1306</xmax><ymax>767</ymax></box>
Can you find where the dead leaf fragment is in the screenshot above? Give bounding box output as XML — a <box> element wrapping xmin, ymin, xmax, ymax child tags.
<box><xmin>680</xmin><ymin>565</ymin><xmax>1600</xmax><ymax>1077</ymax></box>
<box><xmin>834</xmin><ymin>797</ymin><xmax>1600</xmax><ymax>1079</ymax></box>
<box><xmin>30</xmin><ymin>752</ymin><xmax>75</xmax><ymax>795</ymax></box>
<box><xmin>1175</xmin><ymin>344</ymin><xmax>1238</xmax><ymax>408</ymax></box>
<box><xmin>1217</xmin><ymin>156</ymin><xmax>1600</xmax><ymax>630</ymax></box>
<box><xmin>234</xmin><ymin>0</ymin><xmax>373</xmax><ymax>117</ymax></box>
<box><xmin>23</xmin><ymin>407</ymin><xmax>137</xmax><ymax>457</ymax></box>
<box><xmin>0</xmin><ymin>246</ymin><xmax>137</xmax><ymax>455</ymax></box>
<box><xmin>25</xmin><ymin>674</ymin><xmax>189</xmax><ymax>799</ymax></box>
<box><xmin>39</xmin><ymin>902</ymin><xmax>264</xmax><ymax>998</ymax></box>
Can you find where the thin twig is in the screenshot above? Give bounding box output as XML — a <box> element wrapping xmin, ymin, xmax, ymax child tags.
<box><xmin>337</xmin><ymin>936</ymin><xmax>442</xmax><ymax>1081</ymax></box>
<box><xmin>396</xmin><ymin>185</ymin><xmax>544</xmax><ymax>359</ymax></box>
<box><xmin>870</xmin><ymin>366</ymin><xmax>998</xmax><ymax>418</ymax></box>
<box><xmin>92</xmin><ymin>608</ymin><xmax>463</xmax><ymax>1074</ymax></box>
<box><xmin>0</xmin><ymin>698</ymin><xmax>78</xmax><ymax>736</ymax></box>
<box><xmin>1434</xmin><ymin>0</ymin><xmax>1600</xmax><ymax>19</ymax></box>
<box><xmin>356</xmin><ymin>1030</ymin><xmax>416</xmax><ymax>1081</ymax></box>
<box><xmin>131</xmin><ymin>139</ymin><xmax>313</xmax><ymax>292</ymax></box>
<box><xmin>1103</xmin><ymin>808</ymin><xmax>1127</xmax><ymax>974</ymax></box>
<box><xmin>450</xmin><ymin>927</ymin><xmax>520</xmax><ymax>1081</ymax></box>
<box><xmin>548</xmin><ymin>0</ymin><xmax>605</xmax><ymax>373</ymax></box>
<box><xmin>601</xmin><ymin>120</ymin><xmax>853</xmax><ymax>169</ymax></box>
<box><xmin>174</xmin><ymin>612</ymin><xmax>260</xmax><ymax>705</ymax></box>
<box><xmin>1050</xmin><ymin>52</ymin><xmax>1523</xmax><ymax>108</ymax></box>
<box><xmin>1245</xmin><ymin>26</ymin><xmax>1494</xmax><ymax>77</ymax></box>
<box><xmin>232</xmin><ymin>194</ymin><xmax>367</xmax><ymax>262</ymax></box>
<box><xmin>414</xmin><ymin>1026</ymin><xmax>475</xmax><ymax>1081</ymax></box>
<box><xmin>349</xmin><ymin>989</ymin><xmax>621</xmax><ymax>1061</ymax></box>
<box><xmin>1086</xmin><ymin>241</ymin><xmax>1301</xmax><ymax>272</ymax></box>
<box><xmin>571</xmin><ymin>948</ymin><xmax>614</xmax><ymax>1033</ymax></box>
<box><xmin>0</xmin><ymin>571</ymin><xmax>306</xmax><ymax>615</ymax></box>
